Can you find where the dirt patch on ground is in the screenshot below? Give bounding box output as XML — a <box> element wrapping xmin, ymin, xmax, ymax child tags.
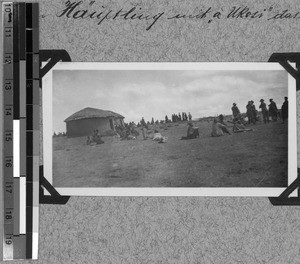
<box><xmin>53</xmin><ymin>121</ymin><xmax>288</xmax><ymax>187</ymax></box>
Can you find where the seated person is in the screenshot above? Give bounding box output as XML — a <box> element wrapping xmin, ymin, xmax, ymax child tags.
<box><xmin>181</xmin><ymin>122</ymin><xmax>199</xmax><ymax>139</ymax></box>
<box><xmin>232</xmin><ymin>123</ymin><xmax>253</xmax><ymax>133</ymax></box>
<box><xmin>233</xmin><ymin>113</ymin><xmax>247</xmax><ymax>125</ymax></box>
<box><xmin>218</xmin><ymin>114</ymin><xmax>226</xmax><ymax>125</ymax></box>
<box><xmin>88</xmin><ymin>129</ymin><xmax>104</xmax><ymax>145</ymax></box>
<box><xmin>211</xmin><ymin>118</ymin><xmax>231</xmax><ymax>137</ymax></box>
<box><xmin>218</xmin><ymin>114</ymin><xmax>231</xmax><ymax>134</ymax></box>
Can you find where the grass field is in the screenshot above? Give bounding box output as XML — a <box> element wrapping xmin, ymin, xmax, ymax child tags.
<box><xmin>53</xmin><ymin>120</ymin><xmax>288</xmax><ymax>188</ymax></box>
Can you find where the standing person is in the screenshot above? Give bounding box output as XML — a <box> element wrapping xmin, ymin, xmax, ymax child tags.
<box><xmin>281</xmin><ymin>97</ymin><xmax>288</xmax><ymax>124</ymax></box>
<box><xmin>141</xmin><ymin>124</ymin><xmax>147</xmax><ymax>140</ymax></box>
<box><xmin>246</xmin><ymin>101</ymin><xmax>252</xmax><ymax>124</ymax></box>
<box><xmin>141</xmin><ymin>117</ymin><xmax>146</xmax><ymax>127</ymax></box>
<box><xmin>251</xmin><ymin>100</ymin><xmax>257</xmax><ymax>124</ymax></box>
<box><xmin>259</xmin><ymin>99</ymin><xmax>269</xmax><ymax>124</ymax></box>
<box><xmin>269</xmin><ymin>99</ymin><xmax>278</xmax><ymax>121</ymax></box>
<box><xmin>231</xmin><ymin>103</ymin><xmax>240</xmax><ymax>118</ymax></box>
<box><xmin>178</xmin><ymin>113</ymin><xmax>182</xmax><ymax>121</ymax></box>
<box><xmin>165</xmin><ymin>115</ymin><xmax>169</xmax><ymax>123</ymax></box>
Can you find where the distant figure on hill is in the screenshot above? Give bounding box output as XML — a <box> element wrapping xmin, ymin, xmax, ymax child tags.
<box><xmin>211</xmin><ymin>118</ymin><xmax>231</xmax><ymax>137</ymax></box>
<box><xmin>181</xmin><ymin>122</ymin><xmax>199</xmax><ymax>140</ymax></box>
<box><xmin>259</xmin><ymin>99</ymin><xmax>269</xmax><ymax>124</ymax></box>
<box><xmin>231</xmin><ymin>103</ymin><xmax>240</xmax><ymax>118</ymax></box>
<box><xmin>140</xmin><ymin>117</ymin><xmax>148</xmax><ymax>128</ymax></box>
<box><xmin>281</xmin><ymin>97</ymin><xmax>288</xmax><ymax>124</ymax></box>
<box><xmin>165</xmin><ymin>115</ymin><xmax>169</xmax><ymax>123</ymax></box>
<box><xmin>141</xmin><ymin>125</ymin><xmax>147</xmax><ymax>140</ymax></box>
<box><xmin>178</xmin><ymin>113</ymin><xmax>182</xmax><ymax>121</ymax></box>
<box><xmin>269</xmin><ymin>99</ymin><xmax>278</xmax><ymax>121</ymax></box>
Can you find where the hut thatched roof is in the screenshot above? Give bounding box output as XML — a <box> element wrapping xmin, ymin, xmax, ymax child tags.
<box><xmin>64</xmin><ymin>107</ymin><xmax>124</xmax><ymax>122</ymax></box>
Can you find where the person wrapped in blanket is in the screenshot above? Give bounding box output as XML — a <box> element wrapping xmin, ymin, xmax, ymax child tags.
<box><xmin>181</xmin><ymin>122</ymin><xmax>199</xmax><ymax>140</ymax></box>
<box><xmin>211</xmin><ymin>116</ymin><xmax>231</xmax><ymax>137</ymax></box>
<box><xmin>229</xmin><ymin>114</ymin><xmax>254</xmax><ymax>133</ymax></box>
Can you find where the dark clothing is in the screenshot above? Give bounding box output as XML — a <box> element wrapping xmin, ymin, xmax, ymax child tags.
<box><xmin>269</xmin><ymin>101</ymin><xmax>278</xmax><ymax>121</ymax></box>
<box><xmin>281</xmin><ymin>100</ymin><xmax>288</xmax><ymax>121</ymax></box>
<box><xmin>181</xmin><ymin>126</ymin><xmax>199</xmax><ymax>140</ymax></box>
<box><xmin>259</xmin><ymin>102</ymin><xmax>268</xmax><ymax>113</ymax></box>
<box><xmin>251</xmin><ymin>104</ymin><xmax>257</xmax><ymax>123</ymax></box>
<box><xmin>246</xmin><ymin>103</ymin><xmax>255</xmax><ymax>124</ymax></box>
<box><xmin>259</xmin><ymin>102</ymin><xmax>269</xmax><ymax>124</ymax></box>
<box><xmin>231</xmin><ymin>105</ymin><xmax>240</xmax><ymax>118</ymax></box>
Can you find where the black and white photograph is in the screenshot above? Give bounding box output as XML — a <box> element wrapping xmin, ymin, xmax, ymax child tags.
<box><xmin>43</xmin><ymin>62</ymin><xmax>297</xmax><ymax>196</ymax></box>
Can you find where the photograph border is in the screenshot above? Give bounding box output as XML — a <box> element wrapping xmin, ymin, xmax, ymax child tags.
<box><xmin>42</xmin><ymin>62</ymin><xmax>297</xmax><ymax>196</ymax></box>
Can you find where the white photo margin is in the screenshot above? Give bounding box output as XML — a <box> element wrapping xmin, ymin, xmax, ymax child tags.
<box><xmin>42</xmin><ymin>62</ymin><xmax>297</xmax><ymax>197</ymax></box>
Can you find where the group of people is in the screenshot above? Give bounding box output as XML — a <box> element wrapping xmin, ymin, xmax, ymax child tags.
<box><xmin>170</xmin><ymin>112</ymin><xmax>192</xmax><ymax>123</ymax></box>
<box><xmin>85</xmin><ymin>97</ymin><xmax>289</xmax><ymax>144</ymax></box>
<box><xmin>115</xmin><ymin>123</ymin><xmax>139</xmax><ymax>140</ymax></box>
<box><xmin>137</xmin><ymin>112</ymin><xmax>193</xmax><ymax>128</ymax></box>
<box><xmin>231</xmin><ymin>97</ymin><xmax>288</xmax><ymax>125</ymax></box>
<box><xmin>181</xmin><ymin>114</ymin><xmax>252</xmax><ymax>139</ymax></box>
<box><xmin>211</xmin><ymin>114</ymin><xmax>253</xmax><ymax>137</ymax></box>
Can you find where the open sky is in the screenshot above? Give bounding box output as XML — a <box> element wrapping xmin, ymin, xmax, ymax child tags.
<box><xmin>52</xmin><ymin>68</ymin><xmax>288</xmax><ymax>133</ymax></box>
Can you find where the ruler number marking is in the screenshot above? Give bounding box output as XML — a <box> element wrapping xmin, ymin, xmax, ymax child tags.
<box><xmin>5</xmin><ymin>131</ymin><xmax>13</xmax><ymax>142</ymax></box>
<box><xmin>4</xmin><ymin>27</ymin><xmax>12</xmax><ymax>38</ymax></box>
<box><xmin>5</xmin><ymin>157</ymin><xmax>12</xmax><ymax>168</ymax></box>
<box><xmin>4</xmin><ymin>106</ymin><xmax>12</xmax><ymax>116</ymax></box>
<box><xmin>4</xmin><ymin>80</ymin><xmax>12</xmax><ymax>90</ymax></box>
<box><xmin>4</xmin><ymin>235</ymin><xmax>13</xmax><ymax>245</ymax></box>
<box><xmin>5</xmin><ymin>185</ymin><xmax>13</xmax><ymax>193</ymax></box>
<box><xmin>5</xmin><ymin>210</ymin><xmax>12</xmax><ymax>220</ymax></box>
<box><xmin>4</xmin><ymin>54</ymin><xmax>12</xmax><ymax>64</ymax></box>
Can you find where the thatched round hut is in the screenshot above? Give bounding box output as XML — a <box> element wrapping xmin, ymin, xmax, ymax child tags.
<box><xmin>64</xmin><ymin>107</ymin><xmax>124</xmax><ymax>138</ymax></box>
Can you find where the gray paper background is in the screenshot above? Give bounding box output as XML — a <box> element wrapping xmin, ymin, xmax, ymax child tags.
<box><xmin>1</xmin><ymin>0</ymin><xmax>300</xmax><ymax>263</ymax></box>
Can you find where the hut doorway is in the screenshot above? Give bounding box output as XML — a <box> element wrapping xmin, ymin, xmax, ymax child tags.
<box><xmin>109</xmin><ymin>119</ymin><xmax>114</xmax><ymax>130</ymax></box>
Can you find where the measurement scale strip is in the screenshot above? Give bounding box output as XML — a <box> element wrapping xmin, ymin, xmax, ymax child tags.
<box><xmin>3</xmin><ymin>2</ymin><xmax>14</xmax><ymax>260</ymax></box>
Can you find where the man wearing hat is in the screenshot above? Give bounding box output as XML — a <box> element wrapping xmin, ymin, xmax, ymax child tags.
<box><xmin>281</xmin><ymin>97</ymin><xmax>288</xmax><ymax>124</ymax></box>
<box><xmin>259</xmin><ymin>99</ymin><xmax>269</xmax><ymax>124</ymax></box>
<box><xmin>231</xmin><ymin>103</ymin><xmax>240</xmax><ymax>119</ymax></box>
